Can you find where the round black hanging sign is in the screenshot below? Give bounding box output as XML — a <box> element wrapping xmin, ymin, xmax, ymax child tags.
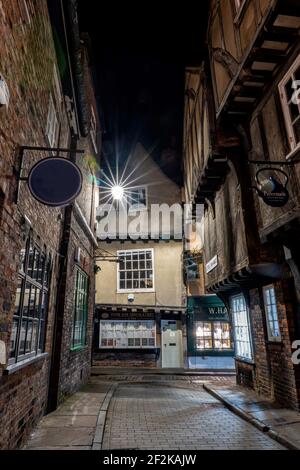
<box><xmin>28</xmin><ymin>157</ymin><xmax>82</xmax><ymax>207</ymax></box>
<box><xmin>254</xmin><ymin>167</ymin><xmax>289</xmax><ymax>208</ymax></box>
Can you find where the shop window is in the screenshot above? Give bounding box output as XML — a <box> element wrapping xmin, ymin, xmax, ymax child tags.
<box><xmin>230</xmin><ymin>294</ymin><xmax>253</xmax><ymax>360</ymax></box>
<box><xmin>71</xmin><ymin>268</ymin><xmax>89</xmax><ymax>349</ymax></box>
<box><xmin>9</xmin><ymin>236</ymin><xmax>51</xmax><ymax>364</ymax></box>
<box><xmin>99</xmin><ymin>320</ymin><xmax>156</xmax><ymax>349</ymax></box>
<box><xmin>195</xmin><ymin>321</ymin><xmax>231</xmax><ymax>350</ymax></box>
<box><xmin>117</xmin><ymin>249</ymin><xmax>154</xmax><ymax>291</ymax></box>
<box><xmin>278</xmin><ymin>54</ymin><xmax>300</xmax><ymax>155</ymax></box>
<box><xmin>127</xmin><ymin>186</ymin><xmax>147</xmax><ymax>212</ymax></box>
<box><xmin>263</xmin><ymin>285</ymin><xmax>281</xmax><ymax>341</ymax></box>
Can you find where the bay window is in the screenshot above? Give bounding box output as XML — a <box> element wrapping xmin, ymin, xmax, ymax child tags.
<box><xmin>195</xmin><ymin>321</ymin><xmax>231</xmax><ymax>350</ymax></box>
<box><xmin>278</xmin><ymin>54</ymin><xmax>300</xmax><ymax>155</ymax></box>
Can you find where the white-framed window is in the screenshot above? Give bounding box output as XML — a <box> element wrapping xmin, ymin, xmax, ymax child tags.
<box><xmin>127</xmin><ymin>186</ymin><xmax>147</xmax><ymax>212</ymax></box>
<box><xmin>90</xmin><ymin>106</ymin><xmax>97</xmax><ymax>153</ymax></box>
<box><xmin>230</xmin><ymin>294</ymin><xmax>253</xmax><ymax>361</ymax></box>
<box><xmin>46</xmin><ymin>93</ymin><xmax>58</xmax><ymax>148</ymax></box>
<box><xmin>99</xmin><ymin>320</ymin><xmax>156</xmax><ymax>349</ymax></box>
<box><xmin>117</xmin><ymin>248</ymin><xmax>154</xmax><ymax>292</ymax></box>
<box><xmin>263</xmin><ymin>285</ymin><xmax>281</xmax><ymax>342</ymax></box>
<box><xmin>53</xmin><ymin>64</ymin><xmax>63</xmax><ymax>105</ymax></box>
<box><xmin>278</xmin><ymin>54</ymin><xmax>300</xmax><ymax>156</ymax></box>
<box><xmin>195</xmin><ymin>321</ymin><xmax>232</xmax><ymax>350</ymax></box>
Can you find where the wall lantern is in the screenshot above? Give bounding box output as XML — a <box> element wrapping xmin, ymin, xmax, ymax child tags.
<box><xmin>0</xmin><ymin>74</ymin><xmax>10</xmax><ymax>107</ymax></box>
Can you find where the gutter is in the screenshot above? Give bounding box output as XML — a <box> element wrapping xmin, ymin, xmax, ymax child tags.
<box><xmin>65</xmin><ymin>0</ymin><xmax>90</xmax><ymax>137</ymax></box>
<box><xmin>60</xmin><ymin>0</ymin><xmax>80</xmax><ymax>136</ymax></box>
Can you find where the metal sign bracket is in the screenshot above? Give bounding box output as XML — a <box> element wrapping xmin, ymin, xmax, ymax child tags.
<box><xmin>15</xmin><ymin>145</ymin><xmax>85</xmax><ymax>204</ymax></box>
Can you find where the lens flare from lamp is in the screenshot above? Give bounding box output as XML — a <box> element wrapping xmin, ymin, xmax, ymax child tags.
<box><xmin>111</xmin><ymin>185</ymin><xmax>124</xmax><ymax>200</ymax></box>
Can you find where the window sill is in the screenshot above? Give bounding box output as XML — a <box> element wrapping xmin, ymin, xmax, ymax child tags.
<box><xmin>4</xmin><ymin>353</ymin><xmax>48</xmax><ymax>375</ymax></box>
<box><xmin>70</xmin><ymin>345</ymin><xmax>89</xmax><ymax>353</ymax></box>
<box><xmin>98</xmin><ymin>347</ymin><xmax>157</xmax><ymax>350</ymax></box>
<box><xmin>267</xmin><ymin>339</ymin><xmax>283</xmax><ymax>345</ymax></box>
<box><xmin>234</xmin><ymin>356</ymin><xmax>254</xmax><ymax>365</ymax></box>
<box><xmin>117</xmin><ymin>288</ymin><xmax>155</xmax><ymax>294</ymax></box>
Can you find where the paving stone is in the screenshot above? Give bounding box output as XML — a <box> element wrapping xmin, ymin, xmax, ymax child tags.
<box><xmin>25</xmin><ymin>427</ymin><xmax>95</xmax><ymax>448</ymax></box>
<box><xmin>40</xmin><ymin>415</ymin><xmax>98</xmax><ymax>428</ymax></box>
<box><xmin>102</xmin><ymin>383</ymin><xmax>284</xmax><ymax>450</ymax></box>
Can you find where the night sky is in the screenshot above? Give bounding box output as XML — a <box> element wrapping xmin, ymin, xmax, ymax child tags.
<box><xmin>78</xmin><ymin>1</ymin><xmax>209</xmax><ymax>184</ymax></box>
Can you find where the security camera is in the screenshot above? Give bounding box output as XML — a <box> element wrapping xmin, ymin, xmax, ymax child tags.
<box><xmin>128</xmin><ymin>294</ymin><xmax>135</xmax><ymax>303</ymax></box>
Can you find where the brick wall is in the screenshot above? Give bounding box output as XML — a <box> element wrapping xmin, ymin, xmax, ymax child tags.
<box><xmin>0</xmin><ymin>0</ymin><xmax>100</xmax><ymax>448</ymax></box>
<box><xmin>93</xmin><ymin>352</ymin><xmax>157</xmax><ymax>368</ymax></box>
<box><xmin>56</xmin><ymin>213</ymin><xmax>95</xmax><ymax>402</ymax></box>
<box><xmin>0</xmin><ymin>0</ymin><xmax>67</xmax><ymax>448</ymax></box>
<box><xmin>249</xmin><ymin>281</ymin><xmax>300</xmax><ymax>410</ymax></box>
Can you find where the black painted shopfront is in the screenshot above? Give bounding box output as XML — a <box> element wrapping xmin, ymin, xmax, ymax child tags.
<box><xmin>187</xmin><ymin>295</ymin><xmax>235</xmax><ymax>370</ymax></box>
<box><xmin>93</xmin><ymin>305</ymin><xmax>186</xmax><ymax>368</ymax></box>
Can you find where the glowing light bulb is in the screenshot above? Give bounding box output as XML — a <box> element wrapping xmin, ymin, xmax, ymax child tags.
<box><xmin>111</xmin><ymin>185</ymin><xmax>124</xmax><ymax>200</ymax></box>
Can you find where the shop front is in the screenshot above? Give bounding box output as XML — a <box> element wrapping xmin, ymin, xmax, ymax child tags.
<box><xmin>93</xmin><ymin>305</ymin><xmax>186</xmax><ymax>368</ymax></box>
<box><xmin>187</xmin><ymin>295</ymin><xmax>234</xmax><ymax>370</ymax></box>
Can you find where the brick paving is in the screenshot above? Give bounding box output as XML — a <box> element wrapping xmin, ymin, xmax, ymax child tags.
<box><xmin>102</xmin><ymin>383</ymin><xmax>285</xmax><ymax>450</ymax></box>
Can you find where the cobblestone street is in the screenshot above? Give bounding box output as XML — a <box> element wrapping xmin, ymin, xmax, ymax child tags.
<box><xmin>102</xmin><ymin>382</ymin><xmax>285</xmax><ymax>450</ymax></box>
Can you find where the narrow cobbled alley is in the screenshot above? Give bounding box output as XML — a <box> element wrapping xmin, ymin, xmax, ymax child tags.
<box><xmin>24</xmin><ymin>373</ymin><xmax>291</xmax><ymax>450</ymax></box>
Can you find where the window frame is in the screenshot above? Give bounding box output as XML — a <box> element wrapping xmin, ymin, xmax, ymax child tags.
<box><xmin>46</xmin><ymin>93</ymin><xmax>58</xmax><ymax>148</ymax></box>
<box><xmin>278</xmin><ymin>54</ymin><xmax>300</xmax><ymax>158</ymax></box>
<box><xmin>90</xmin><ymin>106</ymin><xmax>98</xmax><ymax>153</ymax></box>
<box><xmin>99</xmin><ymin>320</ymin><xmax>156</xmax><ymax>349</ymax></box>
<box><xmin>263</xmin><ymin>285</ymin><xmax>281</xmax><ymax>342</ymax></box>
<box><xmin>53</xmin><ymin>64</ymin><xmax>63</xmax><ymax>106</ymax></box>
<box><xmin>71</xmin><ymin>267</ymin><xmax>89</xmax><ymax>351</ymax></box>
<box><xmin>8</xmin><ymin>236</ymin><xmax>51</xmax><ymax>365</ymax></box>
<box><xmin>117</xmin><ymin>248</ymin><xmax>155</xmax><ymax>293</ymax></box>
<box><xmin>195</xmin><ymin>321</ymin><xmax>232</xmax><ymax>351</ymax></box>
<box><xmin>230</xmin><ymin>294</ymin><xmax>253</xmax><ymax>361</ymax></box>
<box><xmin>127</xmin><ymin>185</ymin><xmax>148</xmax><ymax>213</ymax></box>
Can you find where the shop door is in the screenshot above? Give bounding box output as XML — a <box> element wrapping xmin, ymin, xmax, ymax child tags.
<box><xmin>161</xmin><ymin>320</ymin><xmax>183</xmax><ymax>368</ymax></box>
